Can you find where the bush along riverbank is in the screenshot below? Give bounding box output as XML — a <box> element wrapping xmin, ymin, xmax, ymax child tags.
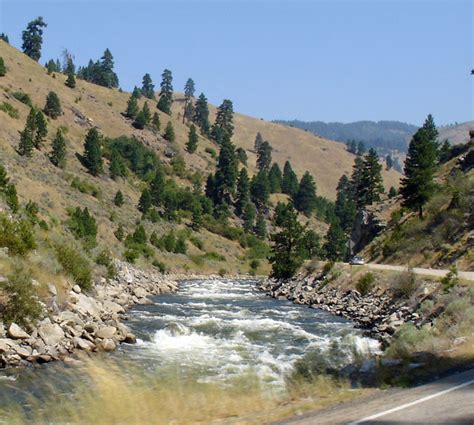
<box><xmin>258</xmin><ymin>262</ymin><xmax>474</xmax><ymax>374</ymax></box>
<box><xmin>0</xmin><ymin>260</ymin><xmax>178</xmax><ymax>368</ymax></box>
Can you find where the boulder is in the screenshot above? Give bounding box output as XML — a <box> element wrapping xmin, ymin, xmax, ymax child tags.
<box><xmin>100</xmin><ymin>339</ymin><xmax>116</xmax><ymax>352</ymax></box>
<box><xmin>38</xmin><ymin>323</ymin><xmax>65</xmax><ymax>346</ymax></box>
<box><xmin>73</xmin><ymin>337</ymin><xmax>95</xmax><ymax>351</ymax></box>
<box><xmin>72</xmin><ymin>285</ymin><xmax>82</xmax><ymax>294</ymax></box>
<box><xmin>101</xmin><ymin>300</ymin><xmax>125</xmax><ymax>315</ymax></box>
<box><xmin>96</xmin><ymin>326</ymin><xmax>116</xmax><ymax>339</ymax></box>
<box><xmin>47</xmin><ymin>283</ymin><xmax>58</xmax><ymax>297</ymax></box>
<box><xmin>8</xmin><ymin>323</ymin><xmax>29</xmax><ymax>339</ymax></box>
<box><xmin>73</xmin><ymin>294</ymin><xmax>102</xmax><ymax>320</ymax></box>
<box><xmin>124</xmin><ymin>333</ymin><xmax>137</xmax><ymax>344</ymax></box>
<box><xmin>133</xmin><ymin>287</ymin><xmax>148</xmax><ymax>299</ymax></box>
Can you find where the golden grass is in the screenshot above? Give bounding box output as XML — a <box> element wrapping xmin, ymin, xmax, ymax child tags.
<box><xmin>0</xmin><ymin>360</ymin><xmax>368</xmax><ymax>425</ymax></box>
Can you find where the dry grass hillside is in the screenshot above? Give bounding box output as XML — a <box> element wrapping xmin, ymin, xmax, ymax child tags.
<box><xmin>438</xmin><ymin>121</ymin><xmax>474</xmax><ymax>145</ymax></box>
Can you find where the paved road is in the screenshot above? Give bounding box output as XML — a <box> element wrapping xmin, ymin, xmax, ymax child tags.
<box><xmin>274</xmin><ymin>368</ymin><xmax>474</xmax><ymax>425</ymax></box>
<box><xmin>349</xmin><ymin>263</ymin><xmax>474</xmax><ymax>281</ymax></box>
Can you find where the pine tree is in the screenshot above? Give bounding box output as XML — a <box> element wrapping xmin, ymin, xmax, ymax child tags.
<box><xmin>334</xmin><ymin>175</ymin><xmax>356</xmax><ymax>233</ymax></box>
<box><xmin>5</xmin><ymin>184</ymin><xmax>19</xmax><ymax>213</ymax></box>
<box><xmin>186</xmin><ymin>124</ymin><xmax>198</xmax><ymax>153</ymax></box>
<box><xmin>98</xmin><ymin>48</ymin><xmax>119</xmax><ymax>88</ymax></box>
<box><xmin>150</xmin><ymin>167</ymin><xmax>166</xmax><ymax>206</ymax></box>
<box><xmin>0</xmin><ymin>57</ymin><xmax>6</xmax><ymax>77</ymax></box>
<box><xmin>349</xmin><ymin>156</ymin><xmax>364</xmax><ymax>206</ymax></box>
<box><xmin>133</xmin><ymin>112</ymin><xmax>147</xmax><ymax>130</ymax></box>
<box><xmin>282</xmin><ymin>161</ymin><xmax>299</xmax><ymax>197</ymax></box>
<box><xmin>254</xmin><ymin>211</ymin><xmax>267</xmax><ymax>239</ymax></box>
<box><xmin>132</xmin><ymin>86</ymin><xmax>142</xmax><ymax>98</ymax></box>
<box><xmin>257</xmin><ymin>141</ymin><xmax>272</xmax><ymax>172</ymax></box>
<box><xmin>109</xmin><ymin>151</ymin><xmax>126</xmax><ymax>179</ymax></box>
<box><xmin>268</xmin><ymin>163</ymin><xmax>282</xmax><ymax>193</ymax></box>
<box><xmin>400</xmin><ymin>115</ymin><xmax>439</xmax><ymax>218</ymax></box>
<box><xmin>357</xmin><ymin>148</ymin><xmax>384</xmax><ymax>208</ymax></box>
<box><xmin>205</xmin><ymin>174</ymin><xmax>217</xmax><ymax>202</ymax></box>
<box><xmin>49</xmin><ymin>129</ymin><xmax>66</xmax><ymax>168</ymax></box>
<box><xmin>183</xmin><ymin>78</ymin><xmax>195</xmax><ymax>123</ymax></box>
<box><xmin>65</xmin><ymin>71</ymin><xmax>76</xmax><ymax>88</ymax></box>
<box><xmin>388</xmin><ymin>186</ymin><xmax>398</xmax><ymax>198</ymax></box>
<box><xmin>243</xmin><ymin>202</ymin><xmax>256</xmax><ymax>233</ymax></box>
<box><xmin>269</xmin><ymin>204</ymin><xmax>305</xmax><ymax>280</ymax></box>
<box><xmin>141</xmin><ymin>73</ymin><xmax>155</xmax><ymax>99</ymax></box>
<box><xmin>193</xmin><ymin>93</ymin><xmax>210</xmax><ymax>134</ymax></box>
<box><xmin>83</xmin><ymin>127</ymin><xmax>103</xmax><ymax>176</ymax></box>
<box><xmin>235</xmin><ymin>168</ymin><xmax>250</xmax><ymax>216</ymax></box>
<box><xmin>214</xmin><ymin>138</ymin><xmax>238</xmax><ymax>204</ymax></box>
<box><xmin>43</xmin><ymin>91</ymin><xmax>62</xmax><ymax>119</ymax></box>
<box><xmin>138</xmin><ymin>188</ymin><xmax>152</xmax><ymax>213</ymax></box>
<box><xmin>211</xmin><ymin>99</ymin><xmax>234</xmax><ymax>143</ymax></box>
<box><xmin>18</xmin><ymin>108</ymin><xmax>36</xmax><ymax>157</ymax></box>
<box><xmin>250</xmin><ymin>170</ymin><xmax>270</xmax><ymax>211</ymax></box>
<box><xmin>65</xmin><ymin>57</ymin><xmax>76</xmax><ymax>88</ymax></box>
<box><xmin>163</xmin><ymin>121</ymin><xmax>175</xmax><ymax>143</ymax></box>
<box><xmin>157</xmin><ymin>69</ymin><xmax>173</xmax><ymax>114</ymax></box>
<box><xmin>114</xmin><ymin>190</ymin><xmax>124</xmax><ymax>207</ymax></box>
<box><xmin>323</xmin><ymin>219</ymin><xmax>347</xmax><ymax>261</ymax></box>
<box><xmin>151</xmin><ymin>112</ymin><xmax>161</xmax><ymax>132</ymax></box>
<box><xmin>0</xmin><ymin>33</ymin><xmax>9</xmax><ymax>43</ymax></box>
<box><xmin>0</xmin><ymin>164</ymin><xmax>9</xmax><ymax>188</ymax></box>
<box><xmin>21</xmin><ymin>17</ymin><xmax>47</xmax><ymax>61</ymax></box>
<box><xmin>293</xmin><ymin>171</ymin><xmax>317</xmax><ymax>216</ymax></box>
<box><xmin>33</xmin><ymin>110</ymin><xmax>48</xmax><ymax>149</ymax></box>
<box><xmin>357</xmin><ymin>141</ymin><xmax>366</xmax><ymax>156</ymax></box>
<box><xmin>254</xmin><ymin>132</ymin><xmax>263</xmax><ymax>151</ymax></box>
<box><xmin>142</xmin><ymin>102</ymin><xmax>151</xmax><ymax>124</ymax></box>
<box><xmin>45</xmin><ymin>59</ymin><xmax>57</xmax><ymax>74</ymax></box>
<box><xmin>191</xmin><ymin>201</ymin><xmax>203</xmax><ymax>230</ymax></box>
<box><xmin>385</xmin><ymin>154</ymin><xmax>393</xmax><ymax>170</ymax></box>
<box><xmin>125</xmin><ymin>93</ymin><xmax>139</xmax><ymax>119</ymax></box>
<box><xmin>236</xmin><ymin>147</ymin><xmax>247</xmax><ymax>165</ymax></box>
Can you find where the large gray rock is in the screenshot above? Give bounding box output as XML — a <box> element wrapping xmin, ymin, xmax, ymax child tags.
<box><xmin>73</xmin><ymin>337</ymin><xmax>95</xmax><ymax>351</ymax></box>
<box><xmin>101</xmin><ymin>300</ymin><xmax>125</xmax><ymax>315</ymax></box>
<box><xmin>0</xmin><ymin>338</ymin><xmax>14</xmax><ymax>353</ymax></box>
<box><xmin>38</xmin><ymin>323</ymin><xmax>65</xmax><ymax>346</ymax></box>
<box><xmin>100</xmin><ymin>338</ymin><xmax>116</xmax><ymax>352</ymax></box>
<box><xmin>96</xmin><ymin>326</ymin><xmax>116</xmax><ymax>339</ymax></box>
<box><xmin>73</xmin><ymin>294</ymin><xmax>102</xmax><ymax>320</ymax></box>
<box><xmin>132</xmin><ymin>287</ymin><xmax>148</xmax><ymax>299</ymax></box>
<box><xmin>8</xmin><ymin>323</ymin><xmax>29</xmax><ymax>339</ymax></box>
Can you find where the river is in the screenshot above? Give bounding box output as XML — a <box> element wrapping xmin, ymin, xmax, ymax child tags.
<box><xmin>0</xmin><ymin>278</ymin><xmax>379</xmax><ymax>406</ymax></box>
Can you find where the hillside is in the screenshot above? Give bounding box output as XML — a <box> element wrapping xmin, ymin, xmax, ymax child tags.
<box><xmin>360</xmin><ymin>139</ymin><xmax>474</xmax><ymax>271</ymax></box>
<box><xmin>438</xmin><ymin>121</ymin><xmax>474</xmax><ymax>145</ymax></box>
<box><xmin>273</xmin><ymin>119</ymin><xmax>418</xmax><ymax>154</ymax></box>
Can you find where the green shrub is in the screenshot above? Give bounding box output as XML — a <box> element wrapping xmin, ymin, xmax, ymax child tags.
<box><xmin>189</xmin><ymin>254</ymin><xmax>204</xmax><ymax>266</ymax></box>
<box><xmin>114</xmin><ymin>224</ymin><xmax>125</xmax><ymax>241</ymax></box>
<box><xmin>356</xmin><ymin>272</ymin><xmax>376</xmax><ymax>296</ymax></box>
<box><xmin>0</xmin><ymin>101</ymin><xmax>19</xmax><ymax>119</ymax></box>
<box><xmin>124</xmin><ymin>248</ymin><xmax>140</xmax><ymax>263</ymax></box>
<box><xmin>441</xmin><ymin>265</ymin><xmax>459</xmax><ymax>292</ymax></box>
<box><xmin>322</xmin><ymin>261</ymin><xmax>334</xmax><ymax>274</ymax></box>
<box><xmin>96</xmin><ymin>248</ymin><xmax>117</xmax><ymax>279</ymax></box>
<box><xmin>203</xmin><ymin>251</ymin><xmax>225</xmax><ymax>262</ymax></box>
<box><xmin>249</xmin><ymin>259</ymin><xmax>260</xmax><ymax>270</ymax></box>
<box><xmin>189</xmin><ymin>236</ymin><xmax>203</xmax><ymax>250</ymax></box>
<box><xmin>152</xmin><ymin>259</ymin><xmax>166</xmax><ymax>273</ymax></box>
<box><xmin>174</xmin><ymin>236</ymin><xmax>187</xmax><ymax>254</ymax></box>
<box><xmin>71</xmin><ymin>177</ymin><xmax>101</xmax><ymax>198</ymax></box>
<box><xmin>391</xmin><ymin>270</ymin><xmax>417</xmax><ymax>298</ymax></box>
<box><xmin>0</xmin><ymin>266</ymin><xmax>42</xmax><ymax>326</ymax></box>
<box><xmin>67</xmin><ymin>207</ymin><xmax>97</xmax><ymax>248</ymax></box>
<box><xmin>218</xmin><ymin>268</ymin><xmax>227</xmax><ymax>277</ymax></box>
<box><xmin>54</xmin><ymin>242</ymin><xmax>93</xmax><ymax>291</ymax></box>
<box><xmin>12</xmin><ymin>91</ymin><xmax>32</xmax><ymax>107</ymax></box>
<box><xmin>0</xmin><ymin>213</ymin><xmax>36</xmax><ymax>255</ymax></box>
<box><xmin>205</xmin><ymin>147</ymin><xmax>216</xmax><ymax>158</ymax></box>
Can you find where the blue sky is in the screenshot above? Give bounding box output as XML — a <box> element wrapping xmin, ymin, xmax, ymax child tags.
<box><xmin>1</xmin><ymin>0</ymin><xmax>472</xmax><ymax>125</ymax></box>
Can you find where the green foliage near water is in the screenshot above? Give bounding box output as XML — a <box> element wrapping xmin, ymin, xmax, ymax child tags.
<box><xmin>54</xmin><ymin>241</ymin><xmax>93</xmax><ymax>290</ymax></box>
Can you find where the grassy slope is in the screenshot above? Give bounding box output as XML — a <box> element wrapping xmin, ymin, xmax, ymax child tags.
<box><xmin>438</xmin><ymin>121</ymin><xmax>474</xmax><ymax>145</ymax></box>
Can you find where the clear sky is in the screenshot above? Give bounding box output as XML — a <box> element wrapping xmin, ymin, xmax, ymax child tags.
<box><xmin>1</xmin><ymin>0</ymin><xmax>472</xmax><ymax>125</ymax></box>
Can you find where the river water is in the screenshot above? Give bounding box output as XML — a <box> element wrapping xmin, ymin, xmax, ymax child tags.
<box><xmin>0</xmin><ymin>279</ymin><xmax>379</xmax><ymax>404</ymax></box>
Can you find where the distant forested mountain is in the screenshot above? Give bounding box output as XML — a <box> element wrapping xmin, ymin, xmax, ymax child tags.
<box><xmin>273</xmin><ymin>120</ymin><xmax>419</xmax><ymax>153</ymax></box>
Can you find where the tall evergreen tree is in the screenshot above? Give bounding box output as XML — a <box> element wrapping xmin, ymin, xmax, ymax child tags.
<box><xmin>49</xmin><ymin>129</ymin><xmax>66</xmax><ymax>168</ymax></box>
<box><xmin>109</xmin><ymin>151</ymin><xmax>126</xmax><ymax>180</ymax></box>
<box><xmin>157</xmin><ymin>69</ymin><xmax>173</xmax><ymax>114</ymax></box>
<box><xmin>235</xmin><ymin>168</ymin><xmax>250</xmax><ymax>216</ymax></box>
<box><xmin>357</xmin><ymin>148</ymin><xmax>384</xmax><ymax>207</ymax></box>
<box><xmin>183</xmin><ymin>78</ymin><xmax>195</xmax><ymax>123</ymax></box>
<box><xmin>400</xmin><ymin>115</ymin><xmax>439</xmax><ymax>218</ymax></box>
<box><xmin>334</xmin><ymin>175</ymin><xmax>356</xmax><ymax>233</ymax></box>
<box><xmin>82</xmin><ymin>128</ymin><xmax>103</xmax><ymax>176</ymax></box>
<box><xmin>323</xmin><ymin>219</ymin><xmax>347</xmax><ymax>261</ymax></box>
<box><xmin>150</xmin><ymin>167</ymin><xmax>166</xmax><ymax>206</ymax></box>
<box><xmin>250</xmin><ymin>170</ymin><xmax>270</xmax><ymax>211</ymax></box>
<box><xmin>193</xmin><ymin>93</ymin><xmax>210</xmax><ymax>134</ymax></box>
<box><xmin>254</xmin><ymin>132</ymin><xmax>263</xmax><ymax>152</ymax></box>
<box><xmin>138</xmin><ymin>188</ymin><xmax>152</xmax><ymax>214</ymax></box>
<box><xmin>65</xmin><ymin>57</ymin><xmax>76</xmax><ymax>88</ymax></box>
<box><xmin>349</xmin><ymin>156</ymin><xmax>364</xmax><ymax>206</ymax></box>
<box><xmin>18</xmin><ymin>108</ymin><xmax>36</xmax><ymax>157</ymax></box>
<box><xmin>125</xmin><ymin>93</ymin><xmax>139</xmax><ymax>119</ymax></box>
<box><xmin>186</xmin><ymin>124</ymin><xmax>198</xmax><ymax>153</ymax></box>
<box><xmin>114</xmin><ymin>190</ymin><xmax>124</xmax><ymax>207</ymax></box>
<box><xmin>0</xmin><ymin>33</ymin><xmax>9</xmax><ymax>43</ymax></box>
<box><xmin>151</xmin><ymin>112</ymin><xmax>161</xmax><ymax>132</ymax></box>
<box><xmin>141</xmin><ymin>73</ymin><xmax>155</xmax><ymax>99</ymax></box>
<box><xmin>65</xmin><ymin>70</ymin><xmax>76</xmax><ymax>88</ymax></box>
<box><xmin>98</xmin><ymin>48</ymin><xmax>119</xmax><ymax>88</ymax></box>
<box><xmin>21</xmin><ymin>17</ymin><xmax>47</xmax><ymax>61</ymax></box>
<box><xmin>257</xmin><ymin>141</ymin><xmax>272</xmax><ymax>172</ymax></box>
<box><xmin>293</xmin><ymin>171</ymin><xmax>317</xmax><ymax>216</ymax></box>
<box><xmin>33</xmin><ymin>110</ymin><xmax>48</xmax><ymax>149</ymax></box>
<box><xmin>281</xmin><ymin>161</ymin><xmax>299</xmax><ymax>197</ymax></box>
<box><xmin>163</xmin><ymin>121</ymin><xmax>175</xmax><ymax>143</ymax></box>
<box><xmin>211</xmin><ymin>99</ymin><xmax>234</xmax><ymax>143</ymax></box>
<box><xmin>254</xmin><ymin>211</ymin><xmax>267</xmax><ymax>239</ymax></box>
<box><xmin>269</xmin><ymin>204</ymin><xmax>305</xmax><ymax>280</ymax></box>
<box><xmin>214</xmin><ymin>137</ymin><xmax>238</xmax><ymax>204</ymax></box>
<box><xmin>357</xmin><ymin>141</ymin><xmax>366</xmax><ymax>156</ymax></box>
<box><xmin>43</xmin><ymin>91</ymin><xmax>62</xmax><ymax>119</ymax></box>
<box><xmin>0</xmin><ymin>57</ymin><xmax>6</xmax><ymax>77</ymax></box>
<box><xmin>268</xmin><ymin>163</ymin><xmax>283</xmax><ymax>193</ymax></box>
<box><xmin>242</xmin><ymin>202</ymin><xmax>256</xmax><ymax>233</ymax></box>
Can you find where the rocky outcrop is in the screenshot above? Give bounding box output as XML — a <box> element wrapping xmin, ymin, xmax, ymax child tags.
<box><xmin>0</xmin><ymin>260</ymin><xmax>178</xmax><ymax>368</ymax></box>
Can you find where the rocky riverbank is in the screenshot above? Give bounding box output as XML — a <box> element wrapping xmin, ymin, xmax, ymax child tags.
<box><xmin>258</xmin><ymin>268</ymin><xmax>433</xmax><ymax>346</ymax></box>
<box><xmin>0</xmin><ymin>261</ymin><xmax>178</xmax><ymax>368</ymax></box>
